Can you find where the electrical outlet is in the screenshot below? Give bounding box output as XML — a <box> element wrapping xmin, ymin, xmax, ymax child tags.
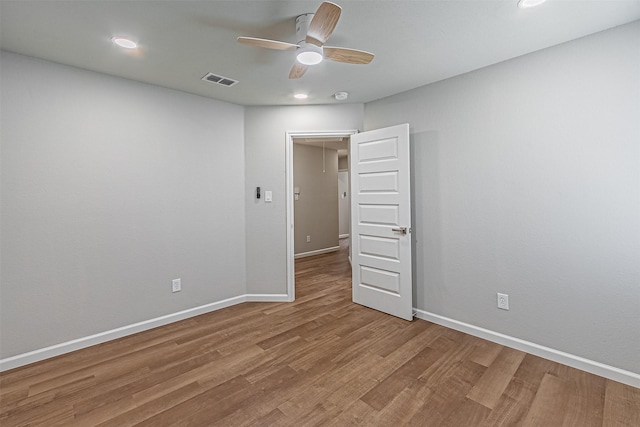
<box><xmin>172</xmin><ymin>278</ymin><xmax>181</xmax><ymax>293</ymax></box>
<box><xmin>306</xmin><ymin>235</ymin><xmax>311</xmax><ymax>242</ymax></box>
<box><xmin>497</xmin><ymin>293</ymin><xmax>509</xmax><ymax>310</ymax></box>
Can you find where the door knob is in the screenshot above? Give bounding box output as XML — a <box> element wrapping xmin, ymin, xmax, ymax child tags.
<box><xmin>392</xmin><ymin>227</ymin><xmax>407</xmax><ymax>235</ymax></box>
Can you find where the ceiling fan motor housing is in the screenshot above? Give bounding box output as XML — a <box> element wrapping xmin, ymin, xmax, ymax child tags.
<box><xmin>296</xmin><ymin>13</ymin><xmax>314</xmax><ymax>43</ymax></box>
<box><xmin>295</xmin><ymin>13</ymin><xmax>324</xmax><ymax>65</ymax></box>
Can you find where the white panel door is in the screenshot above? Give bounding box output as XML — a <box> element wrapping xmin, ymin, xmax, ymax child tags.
<box><xmin>350</xmin><ymin>123</ymin><xmax>412</xmax><ymax>320</ymax></box>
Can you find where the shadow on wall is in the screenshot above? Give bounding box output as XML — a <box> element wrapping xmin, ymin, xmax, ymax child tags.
<box><xmin>411</xmin><ymin>130</ymin><xmax>443</xmax><ymax>311</ymax></box>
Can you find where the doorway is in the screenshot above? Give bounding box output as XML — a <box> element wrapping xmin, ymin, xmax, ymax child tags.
<box><xmin>285</xmin><ymin>130</ymin><xmax>357</xmax><ymax>301</ymax></box>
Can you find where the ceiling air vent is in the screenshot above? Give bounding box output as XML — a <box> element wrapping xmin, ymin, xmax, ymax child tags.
<box><xmin>201</xmin><ymin>72</ymin><xmax>238</xmax><ymax>87</ymax></box>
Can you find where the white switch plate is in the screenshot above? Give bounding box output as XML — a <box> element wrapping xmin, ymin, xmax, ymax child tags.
<box><xmin>265</xmin><ymin>190</ymin><xmax>272</xmax><ymax>202</ymax></box>
<box><xmin>172</xmin><ymin>278</ymin><xmax>181</xmax><ymax>293</ymax></box>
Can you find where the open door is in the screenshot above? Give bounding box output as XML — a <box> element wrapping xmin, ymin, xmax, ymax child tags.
<box><xmin>350</xmin><ymin>123</ymin><xmax>412</xmax><ymax>320</ymax></box>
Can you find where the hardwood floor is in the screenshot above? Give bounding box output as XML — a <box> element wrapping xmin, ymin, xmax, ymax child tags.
<box><xmin>1</xmin><ymin>240</ymin><xmax>639</xmax><ymax>426</ymax></box>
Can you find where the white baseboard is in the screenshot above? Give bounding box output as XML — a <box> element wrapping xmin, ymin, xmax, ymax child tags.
<box><xmin>339</xmin><ymin>234</ymin><xmax>350</xmax><ymax>239</ymax></box>
<box><xmin>0</xmin><ymin>293</ymin><xmax>286</xmax><ymax>372</ymax></box>
<box><xmin>294</xmin><ymin>246</ymin><xmax>340</xmax><ymax>259</ymax></box>
<box><xmin>245</xmin><ymin>294</ymin><xmax>291</xmax><ymax>302</ymax></box>
<box><xmin>414</xmin><ymin>309</ymin><xmax>640</xmax><ymax>388</ymax></box>
<box><xmin>7</xmin><ymin>299</ymin><xmax>636</xmax><ymax>388</ymax></box>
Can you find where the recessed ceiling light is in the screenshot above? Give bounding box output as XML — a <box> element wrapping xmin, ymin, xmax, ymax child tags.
<box><xmin>294</xmin><ymin>93</ymin><xmax>308</xmax><ymax>99</ymax></box>
<box><xmin>111</xmin><ymin>37</ymin><xmax>137</xmax><ymax>49</ymax></box>
<box><xmin>517</xmin><ymin>0</ymin><xmax>547</xmax><ymax>8</ymax></box>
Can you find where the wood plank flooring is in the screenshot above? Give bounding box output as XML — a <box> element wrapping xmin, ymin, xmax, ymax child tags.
<box><xmin>1</xmin><ymin>240</ymin><xmax>639</xmax><ymax>426</ymax></box>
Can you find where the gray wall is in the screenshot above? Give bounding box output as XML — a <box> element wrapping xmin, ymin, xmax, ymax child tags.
<box><xmin>338</xmin><ymin>171</ymin><xmax>350</xmax><ymax>237</ymax></box>
<box><xmin>338</xmin><ymin>155</ymin><xmax>350</xmax><ymax>237</ymax></box>
<box><xmin>338</xmin><ymin>156</ymin><xmax>349</xmax><ymax>171</ymax></box>
<box><xmin>0</xmin><ymin>52</ymin><xmax>247</xmax><ymax>358</ymax></box>
<box><xmin>364</xmin><ymin>22</ymin><xmax>640</xmax><ymax>373</ymax></box>
<box><xmin>293</xmin><ymin>144</ymin><xmax>339</xmax><ymax>255</ymax></box>
<box><xmin>244</xmin><ymin>104</ymin><xmax>364</xmax><ymax>295</ymax></box>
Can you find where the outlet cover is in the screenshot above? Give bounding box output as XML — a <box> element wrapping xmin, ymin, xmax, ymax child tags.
<box><xmin>172</xmin><ymin>278</ymin><xmax>181</xmax><ymax>293</ymax></box>
<box><xmin>497</xmin><ymin>293</ymin><xmax>509</xmax><ymax>310</ymax></box>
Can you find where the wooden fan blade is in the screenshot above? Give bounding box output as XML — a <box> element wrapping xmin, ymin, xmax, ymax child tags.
<box><xmin>306</xmin><ymin>2</ymin><xmax>342</xmax><ymax>47</ymax></box>
<box><xmin>323</xmin><ymin>46</ymin><xmax>375</xmax><ymax>64</ymax></box>
<box><xmin>289</xmin><ymin>62</ymin><xmax>309</xmax><ymax>79</ymax></box>
<box><xmin>237</xmin><ymin>37</ymin><xmax>298</xmax><ymax>51</ymax></box>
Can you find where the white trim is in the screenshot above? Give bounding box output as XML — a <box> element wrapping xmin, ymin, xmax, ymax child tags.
<box><xmin>0</xmin><ymin>293</ymin><xmax>287</xmax><ymax>372</ymax></box>
<box><xmin>294</xmin><ymin>246</ymin><xmax>340</xmax><ymax>259</ymax></box>
<box><xmin>339</xmin><ymin>234</ymin><xmax>350</xmax><ymax>239</ymax></box>
<box><xmin>286</xmin><ymin>133</ymin><xmax>295</xmax><ymax>304</ymax></box>
<box><xmin>285</xmin><ymin>130</ymin><xmax>358</xmax><ymax>303</ymax></box>
<box><xmin>414</xmin><ymin>308</ymin><xmax>640</xmax><ymax>388</ymax></box>
<box><xmin>245</xmin><ymin>294</ymin><xmax>290</xmax><ymax>302</ymax></box>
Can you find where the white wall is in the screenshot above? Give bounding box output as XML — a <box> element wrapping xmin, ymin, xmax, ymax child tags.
<box><xmin>0</xmin><ymin>52</ymin><xmax>247</xmax><ymax>359</ymax></box>
<box><xmin>364</xmin><ymin>22</ymin><xmax>640</xmax><ymax>373</ymax></box>
<box><xmin>244</xmin><ymin>104</ymin><xmax>363</xmax><ymax>295</ymax></box>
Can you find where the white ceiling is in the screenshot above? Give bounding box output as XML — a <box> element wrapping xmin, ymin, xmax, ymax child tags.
<box><xmin>1</xmin><ymin>1</ymin><xmax>639</xmax><ymax>106</ymax></box>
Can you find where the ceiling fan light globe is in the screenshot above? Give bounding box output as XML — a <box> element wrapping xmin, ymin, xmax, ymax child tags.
<box><xmin>517</xmin><ymin>0</ymin><xmax>547</xmax><ymax>8</ymax></box>
<box><xmin>297</xmin><ymin>51</ymin><xmax>323</xmax><ymax>65</ymax></box>
<box><xmin>296</xmin><ymin>43</ymin><xmax>323</xmax><ymax>65</ymax></box>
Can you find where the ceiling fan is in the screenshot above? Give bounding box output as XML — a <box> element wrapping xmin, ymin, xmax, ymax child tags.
<box><xmin>237</xmin><ymin>1</ymin><xmax>374</xmax><ymax>79</ymax></box>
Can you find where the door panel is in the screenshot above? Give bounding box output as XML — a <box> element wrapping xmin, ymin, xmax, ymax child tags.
<box><xmin>358</xmin><ymin>137</ymin><xmax>399</xmax><ymax>161</ymax></box>
<box><xmin>359</xmin><ymin>235</ymin><xmax>400</xmax><ymax>260</ymax></box>
<box><xmin>360</xmin><ymin>266</ymin><xmax>400</xmax><ymax>293</ymax></box>
<box><xmin>359</xmin><ymin>171</ymin><xmax>399</xmax><ymax>192</ymax></box>
<box><xmin>350</xmin><ymin>123</ymin><xmax>412</xmax><ymax>320</ymax></box>
<box><xmin>358</xmin><ymin>204</ymin><xmax>400</xmax><ymax>225</ymax></box>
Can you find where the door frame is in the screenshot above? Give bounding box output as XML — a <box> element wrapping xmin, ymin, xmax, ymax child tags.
<box><xmin>285</xmin><ymin>129</ymin><xmax>358</xmax><ymax>301</ymax></box>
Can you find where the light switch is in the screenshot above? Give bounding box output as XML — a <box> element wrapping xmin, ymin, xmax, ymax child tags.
<box><xmin>265</xmin><ymin>190</ymin><xmax>272</xmax><ymax>202</ymax></box>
